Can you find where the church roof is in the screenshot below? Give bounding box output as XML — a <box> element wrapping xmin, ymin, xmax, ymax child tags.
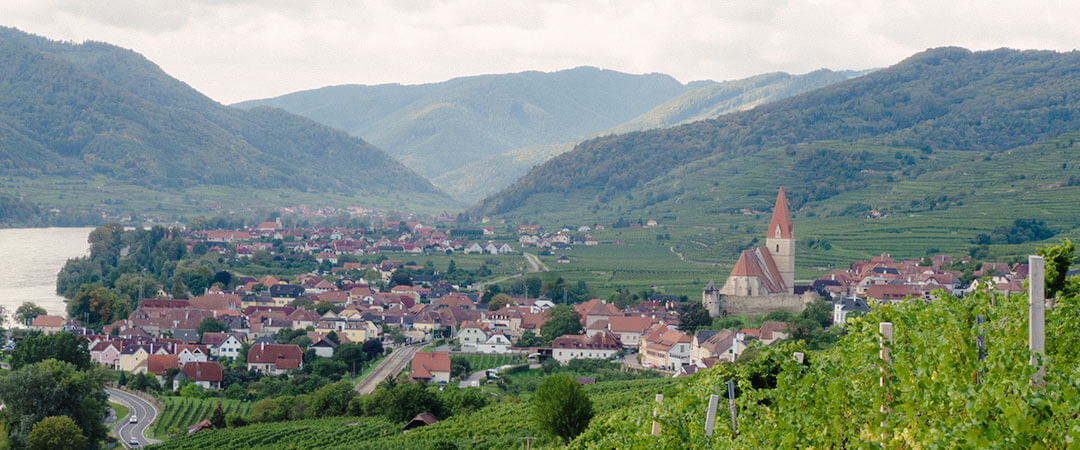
<box><xmin>767</xmin><ymin>187</ymin><xmax>793</xmax><ymax>239</ymax></box>
<box><xmin>729</xmin><ymin>248</ymin><xmax>787</xmax><ymax>294</ymax></box>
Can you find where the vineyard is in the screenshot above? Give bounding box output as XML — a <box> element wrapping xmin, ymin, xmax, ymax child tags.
<box><xmin>151</xmin><ymin>377</ymin><xmax>679</xmax><ymax>449</ymax></box>
<box><xmin>570</xmin><ymin>285</ymin><xmax>1080</xmax><ymax>448</ymax></box>
<box><xmin>453</xmin><ymin>353</ymin><xmax>525</xmax><ymax>373</ymax></box>
<box><xmin>150</xmin><ymin>397</ymin><xmax>251</xmax><ymax>438</ymax></box>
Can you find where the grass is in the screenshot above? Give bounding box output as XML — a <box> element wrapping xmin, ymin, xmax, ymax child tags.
<box><xmin>348</xmin><ymin>354</ymin><xmax>387</xmax><ymax>385</ymax></box>
<box><xmin>109</xmin><ymin>401</ymin><xmax>130</xmax><ymax>432</ymax></box>
<box><xmin>452</xmin><ymin>353</ymin><xmax>526</xmax><ymax>374</ymax></box>
<box><xmin>149</xmin><ymin>397</ymin><xmax>251</xmax><ymax>439</ymax></box>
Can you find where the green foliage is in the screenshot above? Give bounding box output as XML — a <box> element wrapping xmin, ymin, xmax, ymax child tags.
<box><xmin>13</xmin><ymin>302</ymin><xmax>46</xmax><ymax>326</ymax></box>
<box><xmin>973</xmin><ymin>218</ymin><xmax>1057</xmax><ymax>245</ymax></box>
<box><xmin>197</xmin><ymin>318</ymin><xmax>230</xmax><ymax>340</ymax></box>
<box><xmin>210</xmin><ymin>402</ymin><xmax>226</xmax><ymax>429</ymax></box>
<box><xmin>26</xmin><ymin>415</ymin><xmax>87</xmax><ymax>450</ymax></box>
<box><xmin>0</xmin><ymin>360</ymin><xmax>107</xmax><ymax>448</ymax></box>
<box><xmin>151</xmin><ymin>397</ymin><xmax>251</xmax><ymax>438</ymax></box>
<box><xmin>1037</xmin><ymin>239</ymin><xmax>1077</xmax><ymax>298</ymax></box>
<box><xmin>532</xmin><ymin>374</ymin><xmax>594</xmax><ymax>442</ymax></box>
<box><xmin>539</xmin><ymin>305</ymin><xmax>583</xmax><ymax>341</ymax></box>
<box><xmin>67</xmin><ymin>283</ymin><xmax>129</xmax><ymax>328</ymax></box>
<box><xmin>11</xmin><ymin>332</ymin><xmax>91</xmax><ymax>370</ymax></box>
<box><xmin>677</xmin><ymin>301</ymin><xmax>712</xmax><ymax>335</ymax></box>
<box><xmin>486</xmin><ymin>293</ymin><xmax>513</xmax><ymax>311</ymax></box>
<box><xmin>309</xmin><ymin>381</ymin><xmax>356</xmax><ymax>418</ymax></box>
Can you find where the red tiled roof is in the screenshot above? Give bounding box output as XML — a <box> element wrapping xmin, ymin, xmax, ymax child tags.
<box><xmin>31</xmin><ymin>315</ymin><xmax>64</xmax><ymax>328</ymax></box>
<box><xmin>181</xmin><ymin>361</ymin><xmax>223</xmax><ymax>382</ymax></box>
<box><xmin>410</xmin><ymin>352</ymin><xmax>451</xmax><ymax>380</ymax></box>
<box><xmin>147</xmin><ymin>354</ymin><xmax>179</xmax><ymax>375</ymax></box>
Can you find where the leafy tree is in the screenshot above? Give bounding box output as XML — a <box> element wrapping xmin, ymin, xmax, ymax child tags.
<box><xmin>361</xmin><ymin>339</ymin><xmax>384</xmax><ymax>359</ymax></box>
<box><xmin>11</xmin><ymin>332</ymin><xmax>91</xmax><ymax>370</ymax></box>
<box><xmin>198</xmin><ymin>317</ymin><xmax>230</xmax><ymax>340</ymax></box>
<box><xmin>250</xmin><ymin>398</ymin><xmax>285</xmax><ymax>423</ymax></box>
<box><xmin>14</xmin><ymin>302</ymin><xmax>47</xmax><ymax>326</ymax></box>
<box><xmin>610</xmin><ymin>289</ymin><xmax>638</xmax><ymax>310</ymax></box>
<box><xmin>390</xmin><ymin>270</ymin><xmax>412</xmax><ymax>287</ymax></box>
<box><xmin>26</xmin><ymin>415</ymin><xmax>87</xmax><ymax>450</ymax></box>
<box><xmin>309</xmin><ymin>381</ymin><xmax>356</xmax><ymax>417</ymax></box>
<box><xmin>540</xmin><ymin>305</ymin><xmax>583</xmax><ymax>341</ymax></box>
<box><xmin>315</xmin><ymin>301</ymin><xmax>336</xmax><ymax>315</ymax></box>
<box><xmin>487</xmin><ymin>293</ymin><xmax>513</xmax><ymax>311</ymax></box>
<box><xmin>532</xmin><ymin>374</ymin><xmax>593</xmax><ymax>442</ymax></box>
<box><xmin>210</xmin><ymin>402</ymin><xmax>226</xmax><ymax>429</ymax></box>
<box><xmin>333</xmin><ymin>343</ymin><xmax>369</xmax><ymax>375</ymax></box>
<box><xmin>1037</xmin><ymin>238</ymin><xmax>1077</xmax><ymax>298</ymax></box>
<box><xmin>170</xmin><ymin>277</ymin><xmax>188</xmax><ymax>299</ymax></box>
<box><xmin>678</xmin><ymin>302</ymin><xmax>712</xmax><ymax>335</ymax></box>
<box><xmin>516</xmin><ymin>330</ymin><xmax>543</xmax><ymax>347</ymax></box>
<box><xmin>67</xmin><ymin>283</ymin><xmax>128</xmax><ymax>328</ymax></box>
<box><xmin>308</xmin><ymin>359</ymin><xmax>347</xmax><ymax>379</ymax></box>
<box><xmin>440</xmin><ymin>385</ymin><xmax>489</xmax><ymax>416</ymax></box>
<box><xmin>0</xmin><ymin>360</ymin><xmax>107</xmax><ymax>448</ymax></box>
<box><xmin>450</xmin><ymin>356</ymin><xmax>472</xmax><ymax>378</ymax></box>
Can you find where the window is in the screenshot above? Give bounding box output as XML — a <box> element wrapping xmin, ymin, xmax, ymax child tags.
<box><xmin>776</xmin><ymin>245</ymin><xmax>779</xmax><ymax>252</ymax></box>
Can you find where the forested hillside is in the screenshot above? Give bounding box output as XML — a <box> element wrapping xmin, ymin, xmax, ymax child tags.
<box><xmin>0</xmin><ymin>27</ymin><xmax>453</xmax><ymax>222</ymax></box>
<box><xmin>475</xmin><ymin>47</ymin><xmax>1080</xmax><ymax>218</ymax></box>
<box><xmin>428</xmin><ymin>69</ymin><xmax>860</xmax><ymax>202</ymax></box>
<box><xmin>235</xmin><ymin>67</ymin><xmax>688</xmax><ymax>181</ymax></box>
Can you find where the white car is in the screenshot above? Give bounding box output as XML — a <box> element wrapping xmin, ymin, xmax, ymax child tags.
<box><xmin>129</xmin><ymin>414</ymin><xmax>137</xmax><ymax>424</ymax></box>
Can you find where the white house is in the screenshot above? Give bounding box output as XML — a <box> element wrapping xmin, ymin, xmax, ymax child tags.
<box><xmin>476</xmin><ymin>333</ymin><xmax>512</xmax><ymax>354</ymax></box>
<box><xmin>552</xmin><ymin>332</ymin><xmax>621</xmax><ymax>364</ymax></box>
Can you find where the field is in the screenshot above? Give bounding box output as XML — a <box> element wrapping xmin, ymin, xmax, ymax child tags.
<box><xmin>452</xmin><ymin>353</ymin><xmax>526</xmax><ymax>373</ymax></box>
<box><xmin>151</xmin><ymin>377</ymin><xmax>679</xmax><ymax>449</ymax></box>
<box><xmin>149</xmin><ymin>397</ymin><xmax>251</xmax><ymax>438</ymax></box>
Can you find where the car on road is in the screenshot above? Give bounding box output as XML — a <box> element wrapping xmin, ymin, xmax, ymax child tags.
<box><xmin>129</xmin><ymin>438</ymin><xmax>140</xmax><ymax>446</ymax></box>
<box><xmin>129</xmin><ymin>414</ymin><xmax>137</xmax><ymax>424</ymax></box>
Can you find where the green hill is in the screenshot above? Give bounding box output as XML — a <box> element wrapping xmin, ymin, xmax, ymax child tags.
<box><xmin>432</xmin><ymin>70</ymin><xmax>861</xmax><ymax>202</ymax></box>
<box><xmin>0</xmin><ymin>27</ymin><xmax>454</xmax><ymax>224</ymax></box>
<box><xmin>235</xmin><ymin>67</ymin><xmax>688</xmax><ymax>182</ymax></box>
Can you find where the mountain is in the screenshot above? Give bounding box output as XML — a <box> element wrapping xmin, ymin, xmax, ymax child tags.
<box><xmin>474</xmin><ymin>48</ymin><xmax>1080</xmax><ymax>220</ymax></box>
<box><xmin>434</xmin><ymin>69</ymin><xmax>863</xmax><ymax>202</ymax></box>
<box><xmin>0</xmin><ymin>27</ymin><xmax>454</xmax><ymax>223</ymax></box>
<box><xmin>235</xmin><ymin>67</ymin><xmax>689</xmax><ymax>190</ymax></box>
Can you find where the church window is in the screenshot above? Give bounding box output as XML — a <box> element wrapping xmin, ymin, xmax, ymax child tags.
<box><xmin>776</xmin><ymin>244</ymin><xmax>779</xmax><ymax>252</ymax></box>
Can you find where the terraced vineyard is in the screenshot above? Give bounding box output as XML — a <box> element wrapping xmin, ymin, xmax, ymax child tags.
<box><xmin>453</xmin><ymin>353</ymin><xmax>526</xmax><ymax>373</ymax></box>
<box><xmin>150</xmin><ymin>397</ymin><xmax>251</xmax><ymax>438</ymax></box>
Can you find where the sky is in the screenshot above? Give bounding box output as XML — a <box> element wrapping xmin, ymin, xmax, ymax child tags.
<box><xmin>3</xmin><ymin>0</ymin><xmax>1079</xmax><ymax>104</ymax></box>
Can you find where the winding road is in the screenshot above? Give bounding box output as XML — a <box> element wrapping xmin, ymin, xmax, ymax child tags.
<box><xmin>108</xmin><ymin>388</ymin><xmax>160</xmax><ymax>448</ymax></box>
<box><xmin>355</xmin><ymin>343</ymin><xmax>425</xmax><ymax>395</ymax></box>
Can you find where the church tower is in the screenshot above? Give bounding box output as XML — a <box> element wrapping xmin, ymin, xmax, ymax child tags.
<box><xmin>765</xmin><ymin>187</ymin><xmax>795</xmax><ymax>294</ymax></box>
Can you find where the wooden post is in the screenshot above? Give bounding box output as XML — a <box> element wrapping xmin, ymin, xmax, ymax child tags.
<box><xmin>793</xmin><ymin>352</ymin><xmax>805</xmax><ymax>364</ymax></box>
<box><xmin>651</xmin><ymin>393</ymin><xmax>663</xmax><ymax>436</ymax></box>
<box><xmin>704</xmin><ymin>394</ymin><xmax>719</xmax><ymax>437</ymax></box>
<box><xmin>879</xmin><ymin>322</ymin><xmax>893</xmax><ymax>414</ymax></box>
<box><xmin>1029</xmin><ymin>255</ymin><xmax>1045</xmax><ymax>387</ymax></box>
<box><xmin>520</xmin><ymin>436</ymin><xmax>536</xmax><ymax>450</ymax></box>
<box><xmin>975</xmin><ymin>315</ymin><xmax>985</xmax><ymax>384</ymax></box>
<box><xmin>727</xmin><ymin>380</ymin><xmax>737</xmax><ymax>436</ymax></box>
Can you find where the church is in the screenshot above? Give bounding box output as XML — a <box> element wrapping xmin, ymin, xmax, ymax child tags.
<box><xmin>703</xmin><ymin>187</ymin><xmax>815</xmax><ymax>317</ymax></box>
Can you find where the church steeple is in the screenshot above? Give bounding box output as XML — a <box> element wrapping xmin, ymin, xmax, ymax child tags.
<box><xmin>767</xmin><ymin>186</ymin><xmax>793</xmax><ymax>239</ymax></box>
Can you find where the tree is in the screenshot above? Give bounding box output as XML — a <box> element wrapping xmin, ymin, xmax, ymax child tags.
<box><xmin>309</xmin><ymin>381</ymin><xmax>356</xmax><ymax>417</ymax></box>
<box><xmin>15</xmin><ymin>302</ymin><xmax>47</xmax><ymax>326</ymax></box>
<box><xmin>210</xmin><ymin>402</ymin><xmax>226</xmax><ymax>429</ymax></box>
<box><xmin>250</xmin><ymin>398</ymin><xmax>285</xmax><ymax>423</ymax></box>
<box><xmin>678</xmin><ymin>302</ymin><xmax>712</xmax><ymax>335</ymax></box>
<box><xmin>450</xmin><ymin>356</ymin><xmax>472</xmax><ymax>378</ymax></box>
<box><xmin>390</xmin><ymin>270</ymin><xmax>412</xmax><ymax>287</ymax></box>
<box><xmin>315</xmin><ymin>301</ymin><xmax>336</xmax><ymax>315</ymax></box>
<box><xmin>361</xmin><ymin>339</ymin><xmax>384</xmax><ymax>359</ymax></box>
<box><xmin>333</xmin><ymin>343</ymin><xmax>369</xmax><ymax>376</ymax></box>
<box><xmin>67</xmin><ymin>283</ymin><xmax>128</xmax><ymax>328</ymax></box>
<box><xmin>198</xmin><ymin>317</ymin><xmax>230</xmax><ymax>340</ymax></box>
<box><xmin>487</xmin><ymin>293</ymin><xmax>514</xmax><ymax>311</ymax></box>
<box><xmin>26</xmin><ymin>416</ymin><xmax>87</xmax><ymax>450</ymax></box>
<box><xmin>516</xmin><ymin>330</ymin><xmax>543</xmax><ymax>347</ymax></box>
<box><xmin>532</xmin><ymin>374</ymin><xmax>593</xmax><ymax>442</ymax></box>
<box><xmin>11</xmin><ymin>332</ymin><xmax>91</xmax><ymax>370</ymax></box>
<box><xmin>0</xmin><ymin>360</ymin><xmax>107</xmax><ymax>448</ymax></box>
<box><xmin>1038</xmin><ymin>239</ymin><xmax>1077</xmax><ymax>298</ymax></box>
<box><xmin>170</xmin><ymin>277</ymin><xmax>188</xmax><ymax>299</ymax></box>
<box><xmin>540</xmin><ymin>305</ymin><xmax>583</xmax><ymax>341</ymax></box>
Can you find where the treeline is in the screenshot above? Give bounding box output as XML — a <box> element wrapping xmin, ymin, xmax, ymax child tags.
<box><xmin>972</xmin><ymin>218</ymin><xmax>1057</xmax><ymax>245</ymax></box>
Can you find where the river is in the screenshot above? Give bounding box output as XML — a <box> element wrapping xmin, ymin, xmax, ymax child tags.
<box><xmin>0</xmin><ymin>227</ymin><xmax>93</xmax><ymax>326</ymax></box>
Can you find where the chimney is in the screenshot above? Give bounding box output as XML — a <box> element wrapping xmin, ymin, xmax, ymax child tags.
<box><xmin>260</xmin><ymin>342</ymin><xmax>265</xmax><ymax>351</ymax></box>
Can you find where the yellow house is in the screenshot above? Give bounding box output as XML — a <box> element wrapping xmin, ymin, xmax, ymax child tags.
<box><xmin>315</xmin><ymin>319</ymin><xmax>379</xmax><ymax>343</ymax></box>
<box><xmin>118</xmin><ymin>347</ymin><xmax>149</xmax><ymax>373</ymax></box>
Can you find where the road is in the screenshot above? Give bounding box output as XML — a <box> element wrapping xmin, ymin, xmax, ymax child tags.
<box><xmin>458</xmin><ymin>369</ymin><xmax>488</xmax><ymax>388</ymax></box>
<box><xmin>523</xmin><ymin>252</ymin><xmax>549</xmax><ymax>272</ymax></box>
<box><xmin>108</xmin><ymin>388</ymin><xmax>160</xmax><ymax>448</ymax></box>
<box><xmin>355</xmin><ymin>343</ymin><xmax>424</xmax><ymax>395</ymax></box>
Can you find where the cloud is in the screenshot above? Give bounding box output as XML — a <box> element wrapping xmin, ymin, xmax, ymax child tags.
<box><xmin>2</xmin><ymin>0</ymin><xmax>1079</xmax><ymax>104</ymax></box>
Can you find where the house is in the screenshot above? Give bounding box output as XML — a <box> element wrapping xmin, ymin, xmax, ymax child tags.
<box><xmin>309</xmin><ymin>337</ymin><xmax>339</xmax><ymax>358</ymax></box>
<box><xmin>456</xmin><ymin>321</ymin><xmax>487</xmax><ymax>350</ymax></box>
<box><xmin>557</xmin><ymin>255</ymin><xmax>571</xmax><ymax>264</ymax></box>
<box><xmin>247</xmin><ymin>343</ymin><xmax>304</xmax><ymax>375</ymax></box>
<box><xmin>639</xmin><ymin>325</ymin><xmax>692</xmax><ymax>370</ymax></box>
<box><xmin>607</xmin><ymin>316</ymin><xmax>658</xmax><ymax>348</ymax></box>
<box><xmin>464</xmin><ymin>243</ymin><xmax>484</xmax><ymax>254</ymax></box>
<box><xmin>552</xmin><ymin>331</ymin><xmax>621</xmax><ymax>364</ymax></box>
<box><xmin>141</xmin><ymin>354</ymin><xmax>179</xmax><ymax>384</ymax></box>
<box><xmin>177</xmin><ymin>344</ymin><xmax>209</xmax><ymax>365</ymax></box>
<box><xmin>476</xmin><ymin>332</ymin><xmax>512</xmax><ymax>354</ymax></box>
<box><xmin>30</xmin><ymin>315</ymin><xmax>65</xmax><ymax>334</ymax></box>
<box><xmin>201</xmin><ymin>333</ymin><xmax>243</xmax><ymax>359</ymax></box>
<box><xmin>833</xmin><ymin>298</ymin><xmax>870</xmax><ymax>325</ymax></box>
<box><xmin>691</xmin><ymin>329</ymin><xmax>738</xmax><ymax>364</ymax></box>
<box><xmin>410</xmin><ymin>352</ymin><xmax>451</xmax><ymax>384</ymax></box>
<box><xmin>175</xmin><ymin>361</ymin><xmax>223</xmax><ymax>390</ymax></box>
<box><xmin>402</xmin><ymin>412</ymin><xmax>439</xmax><ymax>431</ymax></box>
<box><xmin>90</xmin><ymin>341</ymin><xmax>122</xmax><ymax>368</ymax></box>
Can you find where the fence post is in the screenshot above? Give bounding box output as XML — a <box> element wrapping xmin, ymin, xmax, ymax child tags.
<box><xmin>1029</xmin><ymin>255</ymin><xmax>1045</xmax><ymax>388</ymax></box>
<box><xmin>651</xmin><ymin>393</ymin><xmax>663</xmax><ymax>436</ymax></box>
<box><xmin>727</xmin><ymin>380</ymin><xmax>737</xmax><ymax>436</ymax></box>
<box><xmin>879</xmin><ymin>322</ymin><xmax>893</xmax><ymax>414</ymax></box>
<box><xmin>793</xmin><ymin>352</ymin><xmax>805</xmax><ymax>364</ymax></box>
<box><xmin>704</xmin><ymin>394</ymin><xmax>719</xmax><ymax>437</ymax></box>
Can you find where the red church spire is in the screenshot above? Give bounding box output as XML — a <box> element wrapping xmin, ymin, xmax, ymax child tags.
<box><xmin>767</xmin><ymin>187</ymin><xmax>793</xmax><ymax>239</ymax></box>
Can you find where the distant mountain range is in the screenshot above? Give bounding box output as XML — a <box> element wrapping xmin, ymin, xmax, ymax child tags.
<box><xmin>472</xmin><ymin>47</ymin><xmax>1080</xmax><ymax>229</ymax></box>
<box><xmin>240</xmin><ymin>67</ymin><xmax>862</xmax><ymax>201</ymax></box>
<box><xmin>0</xmin><ymin>27</ymin><xmax>453</xmax><ymax>224</ymax></box>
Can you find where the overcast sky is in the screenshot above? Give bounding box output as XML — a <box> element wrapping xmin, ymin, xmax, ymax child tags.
<box><xmin>3</xmin><ymin>1</ymin><xmax>1079</xmax><ymax>104</ymax></box>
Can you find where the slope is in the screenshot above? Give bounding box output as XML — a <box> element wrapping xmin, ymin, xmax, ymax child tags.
<box><xmin>0</xmin><ymin>27</ymin><xmax>454</xmax><ymax>222</ymax></box>
<box><xmin>475</xmin><ymin>47</ymin><xmax>1080</xmax><ymax>218</ymax></box>
<box><xmin>436</xmin><ymin>69</ymin><xmax>862</xmax><ymax>202</ymax></box>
